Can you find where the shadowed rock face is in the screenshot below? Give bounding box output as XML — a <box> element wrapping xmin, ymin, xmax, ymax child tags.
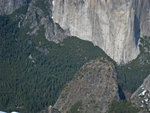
<box><xmin>53</xmin><ymin>58</ymin><xmax>119</xmax><ymax>113</ymax></box>
<box><xmin>52</xmin><ymin>0</ymin><xmax>150</xmax><ymax>64</ymax></box>
<box><xmin>0</xmin><ymin>0</ymin><xmax>27</xmax><ymax>15</ymax></box>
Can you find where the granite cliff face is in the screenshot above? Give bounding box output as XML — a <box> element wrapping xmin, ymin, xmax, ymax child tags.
<box><xmin>53</xmin><ymin>58</ymin><xmax>119</xmax><ymax>113</ymax></box>
<box><xmin>0</xmin><ymin>0</ymin><xmax>27</xmax><ymax>15</ymax></box>
<box><xmin>52</xmin><ymin>0</ymin><xmax>150</xmax><ymax>64</ymax></box>
<box><xmin>22</xmin><ymin>0</ymin><xmax>67</xmax><ymax>43</ymax></box>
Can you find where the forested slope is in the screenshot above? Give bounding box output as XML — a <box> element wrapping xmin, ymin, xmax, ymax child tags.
<box><xmin>0</xmin><ymin>13</ymin><xmax>108</xmax><ymax>112</ymax></box>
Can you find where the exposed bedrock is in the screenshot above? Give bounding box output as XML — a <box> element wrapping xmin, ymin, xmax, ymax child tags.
<box><xmin>52</xmin><ymin>0</ymin><xmax>150</xmax><ymax>64</ymax></box>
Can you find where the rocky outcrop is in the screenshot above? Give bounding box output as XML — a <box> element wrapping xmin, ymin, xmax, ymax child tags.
<box><xmin>53</xmin><ymin>58</ymin><xmax>119</xmax><ymax>113</ymax></box>
<box><xmin>52</xmin><ymin>0</ymin><xmax>150</xmax><ymax>64</ymax></box>
<box><xmin>0</xmin><ymin>0</ymin><xmax>27</xmax><ymax>15</ymax></box>
<box><xmin>131</xmin><ymin>74</ymin><xmax>150</xmax><ymax>113</ymax></box>
<box><xmin>22</xmin><ymin>0</ymin><xmax>68</xmax><ymax>43</ymax></box>
<box><xmin>0</xmin><ymin>0</ymin><xmax>68</xmax><ymax>42</ymax></box>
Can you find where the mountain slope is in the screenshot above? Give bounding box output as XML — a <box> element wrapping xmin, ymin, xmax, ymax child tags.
<box><xmin>0</xmin><ymin>0</ymin><xmax>29</xmax><ymax>15</ymax></box>
<box><xmin>117</xmin><ymin>36</ymin><xmax>150</xmax><ymax>93</ymax></box>
<box><xmin>0</xmin><ymin>8</ymin><xmax>110</xmax><ymax>112</ymax></box>
<box><xmin>0</xmin><ymin>0</ymin><xmax>150</xmax><ymax>113</ymax></box>
<box><xmin>131</xmin><ymin>74</ymin><xmax>150</xmax><ymax>113</ymax></box>
<box><xmin>53</xmin><ymin>59</ymin><xmax>119</xmax><ymax>113</ymax></box>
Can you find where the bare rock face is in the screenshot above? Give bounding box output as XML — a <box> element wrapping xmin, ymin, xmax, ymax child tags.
<box><xmin>138</xmin><ymin>0</ymin><xmax>150</xmax><ymax>37</ymax></box>
<box><xmin>22</xmin><ymin>0</ymin><xmax>68</xmax><ymax>43</ymax></box>
<box><xmin>0</xmin><ymin>0</ymin><xmax>27</xmax><ymax>15</ymax></box>
<box><xmin>131</xmin><ymin>74</ymin><xmax>150</xmax><ymax>113</ymax></box>
<box><xmin>52</xmin><ymin>0</ymin><xmax>150</xmax><ymax>64</ymax></box>
<box><xmin>53</xmin><ymin>58</ymin><xmax>119</xmax><ymax>113</ymax></box>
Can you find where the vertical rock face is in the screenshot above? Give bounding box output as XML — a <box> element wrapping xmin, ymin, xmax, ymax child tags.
<box><xmin>0</xmin><ymin>0</ymin><xmax>27</xmax><ymax>15</ymax></box>
<box><xmin>52</xmin><ymin>0</ymin><xmax>150</xmax><ymax>64</ymax></box>
<box><xmin>53</xmin><ymin>58</ymin><xmax>119</xmax><ymax>113</ymax></box>
<box><xmin>137</xmin><ymin>0</ymin><xmax>150</xmax><ymax>37</ymax></box>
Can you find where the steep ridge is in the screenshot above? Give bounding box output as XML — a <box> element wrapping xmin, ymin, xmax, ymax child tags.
<box><xmin>52</xmin><ymin>0</ymin><xmax>150</xmax><ymax>64</ymax></box>
<box><xmin>53</xmin><ymin>58</ymin><xmax>119</xmax><ymax>113</ymax></box>
<box><xmin>22</xmin><ymin>0</ymin><xmax>68</xmax><ymax>43</ymax></box>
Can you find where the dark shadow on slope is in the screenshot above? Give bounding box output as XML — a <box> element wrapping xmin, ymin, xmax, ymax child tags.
<box><xmin>134</xmin><ymin>15</ymin><xmax>140</xmax><ymax>46</ymax></box>
<box><xmin>118</xmin><ymin>85</ymin><xmax>126</xmax><ymax>100</ymax></box>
